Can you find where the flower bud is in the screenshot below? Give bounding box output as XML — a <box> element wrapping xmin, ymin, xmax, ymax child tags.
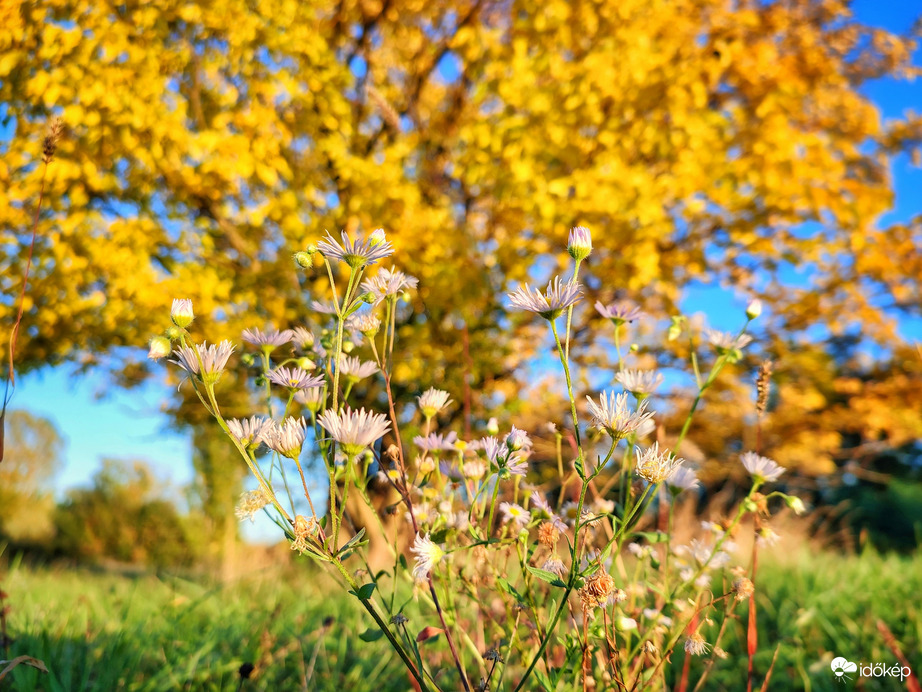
<box><xmin>360</xmin><ymin>291</ymin><xmax>376</xmax><ymax>304</ymax></box>
<box><xmin>486</xmin><ymin>417</ymin><xmax>499</xmax><ymax>436</ymax></box>
<box><xmin>170</xmin><ymin>298</ymin><xmax>194</xmax><ymax>328</ymax></box>
<box><xmin>241</xmin><ymin>353</ymin><xmax>256</xmax><ymax>367</ymax></box>
<box><xmin>293</xmin><ymin>251</ymin><xmax>314</xmax><ymax>269</ymax></box>
<box><xmin>567</xmin><ymin>225</ymin><xmax>592</xmax><ymax>261</ymax></box>
<box><xmin>785</xmin><ymin>495</ymin><xmax>806</xmax><ymax>515</ymax></box>
<box><xmin>147</xmin><ymin>336</ymin><xmax>171</xmax><ymax>360</ymax></box>
<box><xmin>368</xmin><ymin>228</ymin><xmax>387</xmax><ymax>247</ymax></box>
<box><xmin>342</xmin><ymin>340</ymin><xmax>355</xmax><ymax>354</ymax></box>
<box><xmin>296</xmin><ymin>356</ymin><xmax>316</xmax><ymax>370</ymax></box>
<box><xmin>667</xmin><ymin>316</ymin><xmax>684</xmax><ymax>342</ymax></box>
<box><xmin>746</xmin><ymin>299</ymin><xmax>762</xmax><ymax>320</ymax></box>
<box><xmin>165</xmin><ymin>326</ymin><xmax>184</xmax><ymax>340</ymax></box>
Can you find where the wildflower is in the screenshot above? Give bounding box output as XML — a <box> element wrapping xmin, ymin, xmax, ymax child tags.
<box><xmin>317</xmin><ymin>229</ymin><xmax>394</xmax><ymax>268</ymax></box>
<box><xmin>595</xmin><ymin>300</ymin><xmax>646</xmax><ymax>325</ymax></box>
<box><xmin>746</xmin><ymin>299</ymin><xmax>762</xmax><ymax>320</ymax></box>
<box><xmin>538</xmin><ymin>521</ymin><xmax>560</xmax><ymax>547</ymax></box>
<box><xmin>318</xmin><ymin>407</ymin><xmax>391</xmax><ymax>457</ymax></box>
<box><xmin>147</xmin><ymin>335</ymin><xmax>172</xmax><ymax>360</ymax></box>
<box><xmin>267</xmin><ymin>366</ymin><xmax>325</xmax><ymax>392</ymax></box>
<box><xmin>713</xmin><ymin>647</ymin><xmax>729</xmax><ymax>659</ymax></box>
<box><xmin>675</xmin><ymin>538</ymin><xmax>733</xmax><ymax>569</ymax></box>
<box><xmin>503</xmin><ymin>452</ymin><xmax>529</xmax><ymax>478</ymax></box>
<box><xmin>504</xmin><ymin>425</ymin><xmax>531</xmax><ymax>451</ymax></box>
<box><xmin>291</xmin><ymin>514</ymin><xmax>320</xmax><ymax>555</ymax></box>
<box><xmin>591</xmin><ymin>498</ymin><xmax>615</xmax><ymax>515</ymax></box>
<box><xmin>347</xmin><ymin>312</ymin><xmax>381</xmax><ymax>337</ymax></box>
<box><xmin>486</xmin><ymin>417</ymin><xmax>499</xmax><ymax>435</ymax></box>
<box><xmin>290</xmin><ymin>327</ymin><xmax>315</xmax><ymax>350</ymax></box>
<box><xmin>414</xmin><ymin>431</ymin><xmax>459</xmax><ymax>453</ymax></box>
<box><xmin>635</xmin><ymin>442</ymin><xmax>685</xmax><ymax>484</ymax></box>
<box><xmin>360</xmin><ymin>267</ymin><xmax>419</xmax><ymax>304</ymax></box>
<box><xmin>310</xmin><ymin>299</ymin><xmax>339</xmax><ymax>315</ymax></box>
<box><xmin>499</xmin><ymin>502</ymin><xmax>529</xmax><ymax>528</ymax></box>
<box><xmin>227</xmin><ymin>416</ymin><xmax>274</xmax><ymax>451</ymax></box>
<box><xmin>685</xmin><ymin>632</ymin><xmax>710</xmax><ymax>656</ymax></box>
<box><xmin>294</xmin><ymin>387</ymin><xmax>326</xmax><ymax>414</ymax></box>
<box><xmin>235</xmin><ymin>489</ymin><xmax>271</xmax><ymax>521</ymax></box>
<box><xmin>756</xmin><ymin>526</ymin><xmax>781</xmax><ymax>547</ymax></box>
<box><xmin>615</xmin><ymin>369</ymin><xmax>664</xmax><ymax>398</ymax></box>
<box><xmin>733</xmin><ymin>577</ymin><xmax>755</xmax><ymax>601</ymax></box>
<box><xmin>542</xmin><ymin>554</ymin><xmax>566</xmax><ymax>576</ymax></box>
<box><xmin>567</xmin><ymin>225</ymin><xmax>592</xmax><ymax>261</ymax></box>
<box><xmin>462</xmin><ymin>459</ymin><xmax>486</xmax><ymax>480</ymax></box>
<box><xmin>171</xmin><ymin>341</ymin><xmax>234</xmax><ymax>385</ymax></box>
<box><xmin>704</xmin><ymin>328</ymin><xmax>753</xmax><ymax>354</ymax></box>
<box><xmin>338</xmin><ymin>355</ymin><xmax>379</xmax><ymax>382</ymax></box>
<box><xmin>293</xmin><ymin>250</ymin><xmax>314</xmax><ymax>269</ymax></box>
<box><xmin>508</xmin><ymin>276</ymin><xmax>582</xmax><ymax>321</ymax></box>
<box><xmin>242</xmin><ymin>327</ymin><xmax>295</xmax><ymax>353</ymax></box>
<box><xmin>170</xmin><ymin>298</ymin><xmax>194</xmax><ymax>328</ymax></box>
<box><xmin>627</xmin><ymin>543</ymin><xmax>653</xmax><ymax>559</ymax></box>
<box><xmin>418</xmin><ymin>456</ymin><xmax>436</xmax><ymax>474</ymax></box>
<box><xmin>785</xmin><ymin>495</ymin><xmax>806</xmax><ymax>515</ymax></box>
<box><xmin>618</xmin><ymin>617</ymin><xmax>638</xmax><ymax>631</ymax></box>
<box><xmin>585</xmin><ymin>391</ymin><xmax>654</xmax><ymax>440</ymax></box>
<box><xmin>410</xmin><ymin>533</ymin><xmax>445</xmax><ymax>582</ymax></box>
<box><xmin>740</xmin><ymin>451</ymin><xmax>785</xmax><ymax>484</ymax></box>
<box><xmin>418</xmin><ymin>388</ymin><xmax>452</xmax><ymax>419</ymax></box>
<box><xmin>266</xmin><ymin>417</ymin><xmax>308</xmax><ymax>459</ymax></box>
<box><xmin>668</xmin><ymin>466</ymin><xmax>701</xmax><ymax>494</ymax></box>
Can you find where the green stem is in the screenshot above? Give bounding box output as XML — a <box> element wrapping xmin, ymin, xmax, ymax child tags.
<box><xmin>564</xmin><ymin>260</ymin><xmax>582</xmax><ymax>362</ymax></box>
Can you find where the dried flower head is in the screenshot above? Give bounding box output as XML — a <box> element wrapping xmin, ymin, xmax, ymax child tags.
<box><xmin>733</xmin><ymin>577</ymin><xmax>755</xmax><ymax>601</ymax></box>
<box><xmin>740</xmin><ymin>451</ymin><xmax>785</xmax><ymax>484</ymax></box>
<box><xmin>317</xmin><ymin>229</ymin><xmax>394</xmax><ymax>268</ymax></box>
<box><xmin>684</xmin><ymin>632</ymin><xmax>710</xmax><ymax>656</ymax></box>
<box><xmin>635</xmin><ymin>442</ymin><xmax>684</xmax><ymax>484</ymax></box>
<box><xmin>418</xmin><ymin>388</ymin><xmax>452</xmax><ymax>419</ymax></box>
<box><xmin>42</xmin><ymin>117</ymin><xmax>64</xmax><ymax>164</ymax></box>
<box><xmin>390</xmin><ymin>613</ymin><xmax>408</xmax><ymax>626</ymax></box>
<box><xmin>507</xmin><ymin>276</ymin><xmax>582</xmax><ymax>320</ymax></box>
<box><xmin>585</xmin><ymin>391</ymin><xmax>655</xmax><ymax>440</ymax></box>
<box><xmin>235</xmin><ymin>489</ymin><xmax>271</xmax><ymax>522</ymax></box>
<box><xmin>318</xmin><ymin>407</ymin><xmax>391</xmax><ymax>457</ymax></box>
<box><xmin>595</xmin><ymin>300</ymin><xmax>646</xmax><ymax>325</ymax></box>
<box><xmin>538</xmin><ymin>521</ymin><xmax>560</xmax><ymax>547</ymax></box>
<box><xmin>756</xmin><ymin>359</ymin><xmax>773</xmax><ymax>416</ymax></box>
<box><xmin>579</xmin><ymin>571</ymin><xmax>617</xmax><ymax>609</ymax></box>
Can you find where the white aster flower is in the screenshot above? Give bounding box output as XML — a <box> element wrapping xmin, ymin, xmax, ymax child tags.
<box><xmin>410</xmin><ymin>533</ymin><xmax>445</xmax><ymax>583</ymax></box>
<box><xmin>499</xmin><ymin>502</ymin><xmax>529</xmax><ymax>528</ymax></box>
<box><xmin>147</xmin><ymin>335</ymin><xmax>171</xmax><ymax>360</ymax></box>
<box><xmin>740</xmin><ymin>451</ymin><xmax>785</xmax><ymax>484</ymax></box>
<box><xmin>171</xmin><ymin>341</ymin><xmax>234</xmax><ymax>385</ymax></box>
<box><xmin>317</xmin><ymin>229</ymin><xmax>394</xmax><ymax>268</ymax></box>
<box><xmin>635</xmin><ymin>442</ymin><xmax>684</xmax><ymax>484</ymax></box>
<box><xmin>347</xmin><ymin>312</ymin><xmax>381</xmax><ymax>337</ymax></box>
<box><xmin>227</xmin><ymin>416</ymin><xmax>274</xmax><ymax>451</ymax></box>
<box><xmin>360</xmin><ymin>267</ymin><xmax>419</xmax><ymax>305</ymax></box>
<box><xmin>265</xmin><ymin>417</ymin><xmax>308</xmax><ymax>459</ymax></box>
<box><xmin>418</xmin><ymin>388</ymin><xmax>452</xmax><ymax>419</ymax></box>
<box><xmin>585</xmin><ymin>391</ymin><xmax>655</xmax><ymax>440</ymax></box>
<box><xmin>414</xmin><ymin>431</ymin><xmax>459</xmax><ymax>453</ymax></box>
<box><xmin>615</xmin><ymin>369</ymin><xmax>664</xmax><ymax>398</ymax></box>
<box><xmin>668</xmin><ymin>466</ymin><xmax>701</xmax><ymax>494</ymax></box>
<box><xmin>267</xmin><ymin>366</ymin><xmax>325</xmax><ymax>391</ymax></box>
<box><xmin>338</xmin><ymin>355</ymin><xmax>379</xmax><ymax>382</ymax></box>
<box><xmin>705</xmin><ymin>328</ymin><xmax>753</xmax><ymax>354</ymax></box>
<box><xmin>507</xmin><ymin>276</ymin><xmax>582</xmax><ymax>320</ymax></box>
<box><xmin>294</xmin><ymin>387</ymin><xmax>326</xmax><ymax>413</ymax></box>
<box><xmin>462</xmin><ymin>459</ymin><xmax>487</xmax><ymax>480</ymax></box>
<box><xmin>170</xmin><ymin>298</ymin><xmax>194</xmax><ymax>328</ymax></box>
<box><xmin>595</xmin><ymin>300</ymin><xmax>646</xmax><ymax>325</ymax></box>
<box><xmin>567</xmin><ymin>225</ymin><xmax>592</xmax><ymax>261</ymax></box>
<box><xmin>318</xmin><ymin>407</ymin><xmax>391</xmax><ymax>457</ymax></box>
<box><xmin>242</xmin><ymin>327</ymin><xmax>295</xmax><ymax>352</ymax></box>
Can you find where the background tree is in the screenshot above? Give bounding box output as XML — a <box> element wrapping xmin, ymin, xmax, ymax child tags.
<box><xmin>1</xmin><ymin>0</ymin><xmax>920</xmax><ymax>527</ymax></box>
<box><xmin>0</xmin><ymin>409</ymin><xmax>62</xmax><ymax>543</ymax></box>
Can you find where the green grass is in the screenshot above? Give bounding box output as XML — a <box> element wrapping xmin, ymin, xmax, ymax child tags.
<box><xmin>2</xmin><ymin>548</ymin><xmax>919</xmax><ymax>691</ymax></box>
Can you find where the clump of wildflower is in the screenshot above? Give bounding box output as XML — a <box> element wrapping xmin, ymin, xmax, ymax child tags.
<box><xmin>740</xmin><ymin>451</ymin><xmax>785</xmax><ymax>484</ymax></box>
<box><xmin>170</xmin><ymin>298</ymin><xmax>194</xmax><ymax>328</ymax></box>
<box><xmin>418</xmin><ymin>388</ymin><xmax>452</xmax><ymax>419</ymax></box>
<box><xmin>267</xmin><ymin>366</ymin><xmax>325</xmax><ymax>392</ymax></box>
<box><xmin>266</xmin><ymin>417</ymin><xmax>308</xmax><ymax>459</ymax></box>
<box><xmin>318</xmin><ymin>407</ymin><xmax>391</xmax><ymax>457</ymax></box>
<box><xmin>317</xmin><ymin>229</ymin><xmax>394</xmax><ymax>268</ymax></box>
<box><xmin>360</xmin><ymin>267</ymin><xmax>419</xmax><ymax>304</ymax></box>
<box><xmin>585</xmin><ymin>391</ymin><xmax>654</xmax><ymax>440</ymax></box>
<box><xmin>595</xmin><ymin>300</ymin><xmax>646</xmax><ymax>325</ymax></box>
<box><xmin>147</xmin><ymin>335</ymin><xmax>172</xmax><ymax>360</ymax></box>
<box><xmin>567</xmin><ymin>225</ymin><xmax>592</xmax><ymax>261</ymax></box>
<box><xmin>410</xmin><ymin>533</ymin><xmax>445</xmax><ymax>582</ymax></box>
<box><xmin>507</xmin><ymin>276</ymin><xmax>582</xmax><ymax>320</ymax></box>
<box><xmin>235</xmin><ymin>489</ymin><xmax>271</xmax><ymax>522</ymax></box>
<box><xmin>733</xmin><ymin>577</ymin><xmax>755</xmax><ymax>601</ymax></box>
<box><xmin>615</xmin><ymin>369</ymin><xmax>664</xmax><ymax>399</ymax></box>
<box><xmin>242</xmin><ymin>327</ymin><xmax>295</xmax><ymax>353</ymax></box>
<box><xmin>227</xmin><ymin>416</ymin><xmax>274</xmax><ymax>451</ymax></box>
<box><xmin>635</xmin><ymin>442</ymin><xmax>685</xmax><ymax>484</ymax></box>
<box><xmin>171</xmin><ymin>341</ymin><xmax>234</xmax><ymax>385</ymax></box>
<box><xmin>685</xmin><ymin>632</ymin><xmax>710</xmax><ymax>656</ymax></box>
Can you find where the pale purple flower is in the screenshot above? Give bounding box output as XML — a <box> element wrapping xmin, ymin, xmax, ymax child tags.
<box><xmin>705</xmin><ymin>328</ymin><xmax>753</xmax><ymax>353</ymax></box>
<box><xmin>418</xmin><ymin>388</ymin><xmax>452</xmax><ymax>419</ymax></box>
<box><xmin>360</xmin><ymin>267</ymin><xmax>419</xmax><ymax>305</ymax></box>
<box><xmin>585</xmin><ymin>391</ymin><xmax>655</xmax><ymax>440</ymax></box>
<box><xmin>504</xmin><ymin>453</ymin><xmax>529</xmax><ymax>478</ymax></box>
<box><xmin>567</xmin><ymin>225</ymin><xmax>592</xmax><ymax>261</ymax></box>
<box><xmin>595</xmin><ymin>300</ymin><xmax>645</xmax><ymax>325</ymax></box>
<box><xmin>170</xmin><ymin>298</ymin><xmax>194</xmax><ymax>328</ymax></box>
<box><xmin>294</xmin><ymin>387</ymin><xmax>326</xmax><ymax>413</ymax></box>
<box><xmin>171</xmin><ymin>341</ymin><xmax>234</xmax><ymax>385</ymax></box>
<box><xmin>740</xmin><ymin>451</ymin><xmax>785</xmax><ymax>483</ymax></box>
<box><xmin>347</xmin><ymin>312</ymin><xmax>381</xmax><ymax>337</ymax></box>
<box><xmin>290</xmin><ymin>327</ymin><xmax>315</xmax><ymax>350</ymax></box>
<box><xmin>318</xmin><ymin>407</ymin><xmax>391</xmax><ymax>457</ymax></box>
<box><xmin>508</xmin><ymin>276</ymin><xmax>582</xmax><ymax>320</ymax></box>
<box><xmin>227</xmin><ymin>416</ymin><xmax>274</xmax><ymax>450</ymax></box>
<box><xmin>504</xmin><ymin>425</ymin><xmax>531</xmax><ymax>451</ymax></box>
<box><xmin>311</xmin><ymin>299</ymin><xmax>339</xmax><ymax>315</ymax></box>
<box><xmin>414</xmin><ymin>431</ymin><xmax>459</xmax><ymax>453</ymax></box>
<box><xmin>615</xmin><ymin>369</ymin><xmax>664</xmax><ymax>397</ymax></box>
<box><xmin>267</xmin><ymin>366</ymin><xmax>325</xmax><ymax>391</ymax></box>
<box><xmin>668</xmin><ymin>466</ymin><xmax>700</xmax><ymax>494</ymax></box>
<box><xmin>242</xmin><ymin>327</ymin><xmax>295</xmax><ymax>351</ymax></box>
<box><xmin>338</xmin><ymin>355</ymin><xmax>379</xmax><ymax>381</ymax></box>
<box><xmin>317</xmin><ymin>229</ymin><xmax>394</xmax><ymax>268</ymax></box>
<box><xmin>265</xmin><ymin>417</ymin><xmax>308</xmax><ymax>459</ymax></box>
<box><xmin>147</xmin><ymin>336</ymin><xmax>171</xmax><ymax>360</ymax></box>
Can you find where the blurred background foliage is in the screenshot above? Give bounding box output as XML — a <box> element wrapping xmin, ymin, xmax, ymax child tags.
<box><xmin>1</xmin><ymin>0</ymin><xmax>921</xmax><ymax>565</ymax></box>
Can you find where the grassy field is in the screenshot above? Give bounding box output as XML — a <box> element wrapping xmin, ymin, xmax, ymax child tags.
<box><xmin>2</xmin><ymin>547</ymin><xmax>919</xmax><ymax>691</ymax></box>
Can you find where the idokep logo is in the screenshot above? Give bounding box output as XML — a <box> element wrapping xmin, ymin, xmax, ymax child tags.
<box><xmin>830</xmin><ymin>656</ymin><xmax>912</xmax><ymax>683</ymax></box>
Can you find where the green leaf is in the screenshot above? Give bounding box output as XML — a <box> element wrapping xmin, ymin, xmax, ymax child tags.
<box><xmin>526</xmin><ymin>565</ymin><xmax>567</xmax><ymax>588</ymax></box>
<box><xmin>532</xmin><ymin>668</ymin><xmax>555</xmax><ymax>691</ymax></box>
<box><xmin>356</xmin><ymin>582</ymin><xmax>377</xmax><ymax>600</ymax></box>
<box><xmin>337</xmin><ymin>527</ymin><xmax>367</xmax><ymax>556</ymax></box>
<box><xmin>359</xmin><ymin>628</ymin><xmax>384</xmax><ymax>642</ymax></box>
<box><xmin>630</xmin><ymin>531</ymin><xmax>668</xmax><ymax>543</ymax></box>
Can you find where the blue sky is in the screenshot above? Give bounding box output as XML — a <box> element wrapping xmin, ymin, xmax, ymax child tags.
<box><xmin>8</xmin><ymin>2</ymin><xmax>922</xmax><ymax>514</ymax></box>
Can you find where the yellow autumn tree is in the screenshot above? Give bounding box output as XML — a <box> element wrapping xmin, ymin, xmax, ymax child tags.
<box><xmin>1</xmin><ymin>0</ymin><xmax>920</xmax><ymax>487</ymax></box>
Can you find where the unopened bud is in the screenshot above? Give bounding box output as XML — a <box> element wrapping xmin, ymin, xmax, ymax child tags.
<box><xmin>296</xmin><ymin>356</ymin><xmax>316</xmax><ymax>370</ymax></box>
<box><xmin>147</xmin><ymin>336</ymin><xmax>171</xmax><ymax>360</ymax></box>
<box><xmin>170</xmin><ymin>298</ymin><xmax>194</xmax><ymax>329</ymax></box>
<box><xmin>360</xmin><ymin>291</ymin><xmax>376</xmax><ymax>304</ymax></box>
<box><xmin>785</xmin><ymin>495</ymin><xmax>806</xmax><ymax>515</ymax></box>
<box><xmin>241</xmin><ymin>353</ymin><xmax>256</xmax><ymax>367</ymax></box>
<box><xmin>746</xmin><ymin>299</ymin><xmax>762</xmax><ymax>320</ymax></box>
<box><xmin>368</xmin><ymin>228</ymin><xmax>387</xmax><ymax>247</ymax></box>
<box><xmin>567</xmin><ymin>225</ymin><xmax>592</xmax><ymax>261</ymax></box>
<box><xmin>293</xmin><ymin>251</ymin><xmax>314</xmax><ymax>269</ymax></box>
<box><xmin>486</xmin><ymin>417</ymin><xmax>499</xmax><ymax>436</ymax></box>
